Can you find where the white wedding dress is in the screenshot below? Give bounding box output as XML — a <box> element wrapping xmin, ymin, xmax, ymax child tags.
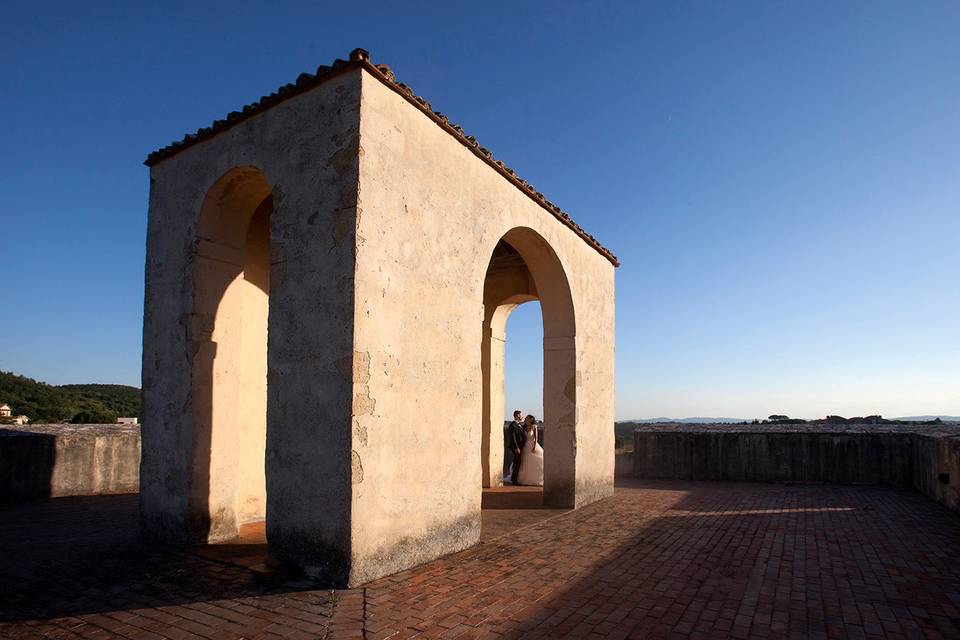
<box><xmin>517</xmin><ymin>426</ymin><xmax>544</xmax><ymax>486</ymax></box>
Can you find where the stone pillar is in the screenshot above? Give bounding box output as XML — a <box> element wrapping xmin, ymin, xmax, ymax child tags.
<box><xmin>543</xmin><ymin>336</ymin><xmax>577</xmax><ymax>507</ymax></box>
<box><xmin>263</xmin><ymin>142</ymin><xmax>361</xmax><ymax>584</ymax></box>
<box><xmin>481</xmin><ymin>322</ymin><xmax>507</xmax><ymax>488</ymax></box>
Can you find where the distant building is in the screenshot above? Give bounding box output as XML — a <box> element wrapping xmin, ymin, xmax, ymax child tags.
<box><xmin>0</xmin><ymin>403</ymin><xmax>30</xmax><ymax>426</ymax></box>
<box><xmin>116</xmin><ymin>417</ymin><xmax>139</xmax><ymax>425</ymax></box>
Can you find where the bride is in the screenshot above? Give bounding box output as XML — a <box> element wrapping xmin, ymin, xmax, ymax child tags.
<box><xmin>517</xmin><ymin>414</ymin><xmax>544</xmax><ymax>486</ymax></box>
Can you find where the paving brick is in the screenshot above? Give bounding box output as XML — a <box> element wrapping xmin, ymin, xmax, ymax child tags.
<box><xmin>5</xmin><ymin>481</ymin><xmax>960</xmax><ymax>639</ymax></box>
<box><xmin>0</xmin><ymin>496</ymin><xmax>337</xmax><ymax>640</ymax></box>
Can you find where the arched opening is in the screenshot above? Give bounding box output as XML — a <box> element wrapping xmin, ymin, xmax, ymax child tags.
<box><xmin>189</xmin><ymin>167</ymin><xmax>273</xmax><ymax>543</ymax></box>
<box><xmin>502</xmin><ymin>301</ymin><xmax>543</xmax><ymax>483</ymax></box>
<box><xmin>481</xmin><ymin>229</ymin><xmax>577</xmax><ymax>510</ymax></box>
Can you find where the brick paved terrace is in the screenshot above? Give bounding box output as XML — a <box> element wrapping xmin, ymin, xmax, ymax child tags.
<box><xmin>2</xmin><ymin>480</ymin><xmax>960</xmax><ymax>639</ymax></box>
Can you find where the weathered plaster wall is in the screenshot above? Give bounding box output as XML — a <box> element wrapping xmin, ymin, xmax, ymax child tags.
<box><xmin>0</xmin><ymin>424</ymin><xmax>140</xmax><ymax>502</ymax></box>
<box><xmin>349</xmin><ymin>71</ymin><xmax>615</xmax><ymax>584</ymax></box>
<box><xmin>142</xmin><ymin>69</ymin><xmax>362</xmax><ymax>577</ymax></box>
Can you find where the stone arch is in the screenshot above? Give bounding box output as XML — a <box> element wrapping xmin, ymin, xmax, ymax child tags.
<box><xmin>189</xmin><ymin>166</ymin><xmax>273</xmax><ymax>542</ymax></box>
<box><xmin>481</xmin><ymin>227</ymin><xmax>577</xmax><ymax>507</ymax></box>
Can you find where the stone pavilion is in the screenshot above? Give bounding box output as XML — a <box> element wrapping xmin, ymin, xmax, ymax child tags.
<box><xmin>140</xmin><ymin>48</ymin><xmax>617</xmax><ymax>586</ymax></box>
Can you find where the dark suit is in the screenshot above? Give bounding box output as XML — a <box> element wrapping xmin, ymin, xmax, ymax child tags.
<box><xmin>509</xmin><ymin>421</ymin><xmax>525</xmax><ymax>485</ymax></box>
<box><xmin>502</xmin><ymin>423</ymin><xmax>515</xmax><ymax>480</ymax></box>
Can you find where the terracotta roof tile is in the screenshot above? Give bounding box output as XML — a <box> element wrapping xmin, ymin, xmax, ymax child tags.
<box><xmin>144</xmin><ymin>49</ymin><xmax>619</xmax><ymax>266</ymax></box>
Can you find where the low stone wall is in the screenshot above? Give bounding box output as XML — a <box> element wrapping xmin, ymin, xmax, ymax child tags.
<box><xmin>614</xmin><ymin>451</ymin><xmax>634</xmax><ymax>477</ymax></box>
<box><xmin>913</xmin><ymin>433</ymin><xmax>960</xmax><ymax>513</ymax></box>
<box><xmin>633</xmin><ymin>423</ymin><xmax>960</xmax><ymax>514</ymax></box>
<box><xmin>0</xmin><ymin>424</ymin><xmax>140</xmax><ymax>502</ymax></box>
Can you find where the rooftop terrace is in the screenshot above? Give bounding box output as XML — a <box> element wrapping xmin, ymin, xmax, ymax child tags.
<box><xmin>3</xmin><ymin>479</ymin><xmax>959</xmax><ymax>638</ymax></box>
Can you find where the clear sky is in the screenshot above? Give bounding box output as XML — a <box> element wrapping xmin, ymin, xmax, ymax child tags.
<box><xmin>1</xmin><ymin>1</ymin><xmax>957</xmax><ymax>420</ymax></box>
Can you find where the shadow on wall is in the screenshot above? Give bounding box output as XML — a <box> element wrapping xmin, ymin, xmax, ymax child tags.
<box><xmin>0</xmin><ymin>429</ymin><xmax>56</xmax><ymax>503</ymax></box>
<box><xmin>0</xmin><ymin>425</ymin><xmax>140</xmax><ymax>505</ymax></box>
<box><xmin>187</xmin><ymin>168</ymin><xmax>273</xmax><ymax>544</ymax></box>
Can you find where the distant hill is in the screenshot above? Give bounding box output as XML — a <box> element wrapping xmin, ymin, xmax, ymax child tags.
<box><xmin>0</xmin><ymin>371</ymin><xmax>140</xmax><ymax>424</ymax></box>
<box><xmin>58</xmin><ymin>384</ymin><xmax>140</xmax><ymax>416</ymax></box>
<box><xmin>895</xmin><ymin>416</ymin><xmax>960</xmax><ymax>423</ymax></box>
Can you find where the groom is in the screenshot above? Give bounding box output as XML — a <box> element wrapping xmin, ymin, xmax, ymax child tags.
<box><xmin>504</xmin><ymin>410</ymin><xmax>524</xmax><ymax>483</ymax></box>
<box><xmin>508</xmin><ymin>410</ymin><xmax>525</xmax><ymax>486</ymax></box>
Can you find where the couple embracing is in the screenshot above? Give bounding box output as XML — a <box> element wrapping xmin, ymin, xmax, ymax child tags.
<box><xmin>505</xmin><ymin>410</ymin><xmax>544</xmax><ymax>486</ymax></box>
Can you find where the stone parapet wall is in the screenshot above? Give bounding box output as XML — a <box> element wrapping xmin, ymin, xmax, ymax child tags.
<box><xmin>0</xmin><ymin>424</ymin><xmax>140</xmax><ymax>502</ymax></box>
<box><xmin>913</xmin><ymin>433</ymin><xmax>960</xmax><ymax>513</ymax></box>
<box><xmin>614</xmin><ymin>451</ymin><xmax>634</xmax><ymax>477</ymax></box>
<box><xmin>633</xmin><ymin>423</ymin><xmax>960</xmax><ymax>514</ymax></box>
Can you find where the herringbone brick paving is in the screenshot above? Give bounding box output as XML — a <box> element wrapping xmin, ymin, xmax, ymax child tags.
<box><xmin>2</xmin><ymin>480</ymin><xmax>959</xmax><ymax>639</ymax></box>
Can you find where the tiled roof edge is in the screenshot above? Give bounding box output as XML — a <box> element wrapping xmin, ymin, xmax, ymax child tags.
<box><xmin>143</xmin><ymin>55</ymin><xmax>361</xmax><ymax>167</ymax></box>
<box><xmin>144</xmin><ymin>49</ymin><xmax>620</xmax><ymax>267</ymax></box>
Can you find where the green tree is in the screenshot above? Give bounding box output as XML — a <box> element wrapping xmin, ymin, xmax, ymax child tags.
<box><xmin>71</xmin><ymin>409</ymin><xmax>119</xmax><ymax>424</ymax></box>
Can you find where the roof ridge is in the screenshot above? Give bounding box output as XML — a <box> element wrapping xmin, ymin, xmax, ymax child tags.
<box><xmin>144</xmin><ymin>48</ymin><xmax>619</xmax><ymax>267</ymax></box>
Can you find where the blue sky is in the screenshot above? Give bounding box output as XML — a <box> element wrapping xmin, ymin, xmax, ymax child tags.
<box><xmin>0</xmin><ymin>1</ymin><xmax>957</xmax><ymax>420</ymax></box>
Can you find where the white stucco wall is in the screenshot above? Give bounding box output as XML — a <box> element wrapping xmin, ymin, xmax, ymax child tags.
<box><xmin>349</xmin><ymin>70</ymin><xmax>616</xmax><ymax>583</ymax></box>
<box><xmin>142</xmin><ymin>59</ymin><xmax>615</xmax><ymax>587</ymax></box>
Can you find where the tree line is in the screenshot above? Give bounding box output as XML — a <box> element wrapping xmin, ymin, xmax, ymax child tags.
<box><xmin>0</xmin><ymin>371</ymin><xmax>140</xmax><ymax>424</ymax></box>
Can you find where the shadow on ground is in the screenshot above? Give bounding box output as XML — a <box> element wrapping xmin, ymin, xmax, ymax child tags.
<box><xmin>0</xmin><ymin>495</ymin><xmax>330</xmax><ymax>627</ymax></box>
<box><xmin>337</xmin><ymin>479</ymin><xmax>960</xmax><ymax>639</ymax></box>
<box><xmin>496</xmin><ymin>479</ymin><xmax>960</xmax><ymax>638</ymax></box>
<box><xmin>5</xmin><ymin>481</ymin><xmax>960</xmax><ymax>639</ymax></box>
<box><xmin>480</xmin><ymin>486</ymin><xmax>572</xmax><ymax>543</ymax></box>
<box><xmin>481</xmin><ymin>485</ymin><xmax>555</xmax><ymax>510</ymax></box>
<box><xmin>0</xmin><ymin>486</ymin><xmax>563</xmax><ymax>635</ymax></box>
